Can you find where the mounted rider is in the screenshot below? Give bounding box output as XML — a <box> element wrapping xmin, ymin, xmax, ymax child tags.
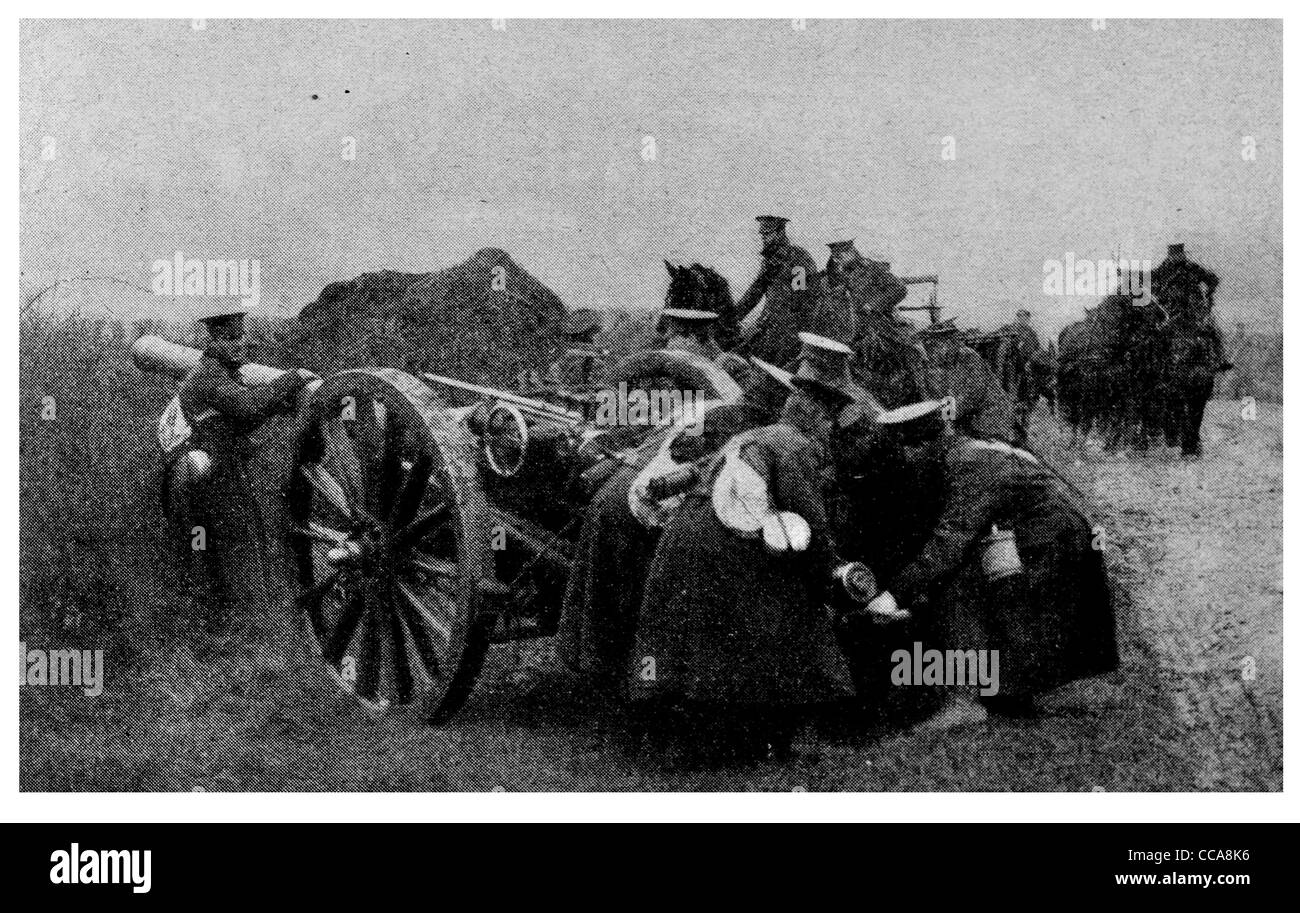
<box><xmin>733</xmin><ymin>215</ymin><xmax>824</xmax><ymax>367</ymax></box>
<box><xmin>1150</xmin><ymin>242</ymin><xmax>1231</xmax><ymax>372</ymax></box>
<box><xmin>823</xmin><ymin>238</ymin><xmax>928</xmax><ymax>408</ymax></box>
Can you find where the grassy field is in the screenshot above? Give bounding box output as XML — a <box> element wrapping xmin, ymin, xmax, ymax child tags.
<box><xmin>19</xmin><ymin>315</ymin><xmax>1281</xmax><ymax>791</ymax></box>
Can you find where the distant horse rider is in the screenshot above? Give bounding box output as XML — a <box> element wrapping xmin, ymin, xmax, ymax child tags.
<box><xmin>160</xmin><ymin>300</ymin><xmax>313</xmax><ymax>633</ymax></box>
<box><xmin>1150</xmin><ymin>242</ymin><xmax>1231</xmax><ymax>372</ymax></box>
<box><xmin>733</xmin><ymin>215</ymin><xmax>822</xmax><ymax>367</ymax></box>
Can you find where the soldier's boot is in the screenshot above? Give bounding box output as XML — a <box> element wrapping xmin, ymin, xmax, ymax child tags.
<box><xmin>911</xmin><ymin>692</ymin><xmax>990</xmax><ymax>734</ymax></box>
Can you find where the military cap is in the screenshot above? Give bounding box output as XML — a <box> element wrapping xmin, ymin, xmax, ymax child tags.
<box><xmin>193</xmin><ymin>299</ymin><xmax>250</xmax><ymax>325</ymax></box>
<box><xmin>797</xmin><ymin>331</ymin><xmax>853</xmax><ymax>356</ymax></box>
<box><xmin>756</xmin><ymin>215</ymin><xmax>790</xmax><ymax>231</ymax></box>
<box><xmin>749</xmin><ymin>356</ymin><xmax>795</xmax><ymax>391</ymax></box>
<box><xmin>827</xmin><ymin>239</ymin><xmax>858</xmax><ymax>254</ymax></box>
<box><xmin>876</xmin><ymin>399</ymin><xmax>949</xmax><ymax>443</ymax></box>
<box><xmin>795</xmin><ymin>331</ymin><xmax>854</xmax><ymax>377</ymax></box>
<box><xmin>1167</xmin><ymin>243</ymin><xmax>1186</xmax><ymax>258</ymax></box>
<box><xmin>563</xmin><ymin>308</ymin><xmax>602</xmax><ymax>337</ymax></box>
<box><xmin>877</xmin><ymin>399</ymin><xmax>945</xmax><ymax>425</ymax></box>
<box><xmin>660</xmin><ymin>307</ymin><xmax>719</xmax><ymax>323</ymax></box>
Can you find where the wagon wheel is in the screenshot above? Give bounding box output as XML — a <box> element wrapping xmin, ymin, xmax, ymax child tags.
<box><xmin>285</xmin><ymin>368</ymin><xmax>494</xmax><ymax>722</ymax></box>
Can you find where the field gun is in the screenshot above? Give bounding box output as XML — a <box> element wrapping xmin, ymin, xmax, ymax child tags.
<box><xmin>133</xmin><ymin>335</ymin><xmax>742</xmax><ymax>721</ymax></box>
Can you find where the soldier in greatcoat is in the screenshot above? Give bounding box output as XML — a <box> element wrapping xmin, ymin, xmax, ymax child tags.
<box><xmin>557</xmin><ymin>355</ymin><xmax>792</xmax><ymax>754</ymax></box>
<box><xmin>732</xmin><ymin>215</ymin><xmax>823</xmax><ymax>367</ymax></box>
<box><xmin>919</xmin><ymin>319</ymin><xmax>1021</xmax><ymax>443</ymax></box>
<box><xmin>164</xmin><ymin>301</ymin><xmax>311</xmax><ymax>632</ymax></box>
<box><xmin>628</xmin><ymin>371</ymin><xmax>863</xmax><ymax>763</ymax></box>
<box><xmin>858</xmin><ymin>401</ymin><xmax>1118</xmax><ymax>730</ymax></box>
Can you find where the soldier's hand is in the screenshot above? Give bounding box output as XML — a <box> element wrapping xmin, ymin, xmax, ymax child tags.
<box><xmin>864</xmin><ymin>591</ymin><xmax>911</xmax><ymax>624</ymax></box>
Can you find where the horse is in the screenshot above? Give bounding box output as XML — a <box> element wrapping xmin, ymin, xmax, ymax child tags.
<box><xmin>1158</xmin><ymin>309</ymin><xmax>1222</xmax><ymax>456</ymax></box>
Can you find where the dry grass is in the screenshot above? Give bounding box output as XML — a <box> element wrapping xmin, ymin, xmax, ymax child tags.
<box><xmin>19</xmin><ymin>314</ymin><xmax>1276</xmax><ymax>791</ymax></box>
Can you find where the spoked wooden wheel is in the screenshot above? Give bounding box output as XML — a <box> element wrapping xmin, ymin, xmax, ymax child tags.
<box><xmin>286</xmin><ymin>369</ymin><xmax>494</xmax><ymax>722</ymax></box>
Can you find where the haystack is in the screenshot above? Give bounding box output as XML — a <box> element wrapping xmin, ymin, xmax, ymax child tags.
<box><xmin>290</xmin><ymin>248</ymin><xmax>568</xmax><ymax>385</ymax></box>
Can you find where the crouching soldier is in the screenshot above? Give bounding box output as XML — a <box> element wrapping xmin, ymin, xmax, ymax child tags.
<box><xmin>557</xmin><ymin>355</ymin><xmax>793</xmax><ymax>755</ymax></box>
<box><xmin>161</xmin><ymin>301</ymin><xmax>312</xmax><ymax>633</ymax></box>
<box><xmin>627</xmin><ymin>371</ymin><xmax>861</xmax><ymax>764</ymax></box>
<box><xmin>860</xmin><ymin>400</ymin><xmax>1118</xmax><ymax>730</ymax></box>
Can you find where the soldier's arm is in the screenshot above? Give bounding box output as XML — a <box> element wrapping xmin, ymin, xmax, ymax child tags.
<box><xmin>735</xmin><ymin>261</ymin><xmax>773</xmax><ymax>315</ymax></box>
<box><xmin>202</xmin><ymin>370</ymin><xmax>304</xmax><ymax>422</ymax></box>
<box><xmin>888</xmin><ymin>452</ymin><xmax>997</xmax><ymax>607</ymax></box>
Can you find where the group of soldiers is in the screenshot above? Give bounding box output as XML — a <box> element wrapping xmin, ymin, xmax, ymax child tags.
<box><xmin>156</xmin><ymin>214</ymin><xmax>1119</xmax><ymax>763</ymax></box>
<box><xmin>556</xmin><ymin>215</ymin><xmax>1118</xmax><ymax>762</ymax></box>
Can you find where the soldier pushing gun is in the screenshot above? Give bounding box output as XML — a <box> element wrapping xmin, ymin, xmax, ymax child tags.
<box><xmin>156</xmin><ymin>301</ymin><xmax>315</xmax><ymax>634</ymax></box>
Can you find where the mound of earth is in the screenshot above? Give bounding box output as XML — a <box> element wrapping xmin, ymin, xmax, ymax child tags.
<box><xmin>288</xmin><ymin>248</ymin><xmax>568</xmax><ymax>385</ymax></box>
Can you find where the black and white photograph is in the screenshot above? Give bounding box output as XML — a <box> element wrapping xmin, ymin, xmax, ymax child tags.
<box><xmin>17</xmin><ymin>15</ymin><xmax>1283</xmax><ymax>802</ymax></box>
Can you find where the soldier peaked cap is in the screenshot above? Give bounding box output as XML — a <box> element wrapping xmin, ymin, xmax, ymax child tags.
<box><xmin>876</xmin><ymin>399</ymin><xmax>945</xmax><ymax>425</ymax></box>
<box><xmin>193</xmin><ymin>299</ymin><xmax>250</xmax><ymax>324</ymax></box>
<box><xmin>748</xmin><ymin>356</ymin><xmax>796</xmax><ymax>391</ymax></box>
<box><xmin>756</xmin><ymin>215</ymin><xmax>790</xmax><ymax>229</ymax></box>
<box><xmin>797</xmin><ymin>331</ymin><xmax>854</xmax><ymax>355</ymax></box>
<box><xmin>660</xmin><ymin>307</ymin><xmax>719</xmax><ymax>322</ymax></box>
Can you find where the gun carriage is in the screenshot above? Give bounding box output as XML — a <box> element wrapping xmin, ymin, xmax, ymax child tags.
<box><xmin>134</xmin><ymin>335</ymin><xmax>745</xmax><ymax>721</ymax></box>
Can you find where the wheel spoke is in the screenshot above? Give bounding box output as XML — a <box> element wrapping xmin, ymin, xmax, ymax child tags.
<box><xmin>296</xmin><ymin>570</ymin><xmax>341</xmax><ymax>643</ymax></box>
<box><xmin>389</xmin><ymin>453</ymin><xmax>434</xmax><ymax>529</ymax></box>
<box><xmin>403</xmin><ymin>553</ymin><xmax>459</xmax><ymax>580</ymax></box>
<box><xmin>302</xmin><ymin>463</ymin><xmax>353</xmax><ymax>520</ymax></box>
<box><xmin>374</xmin><ymin>414</ymin><xmax>406</xmax><ymax>519</ymax></box>
<box><xmin>323</xmin><ymin>588</ymin><xmax>366</xmax><ymax>667</ymax></box>
<box><xmin>322</xmin><ymin>418</ymin><xmax>364</xmax><ymax>508</ymax></box>
<box><xmin>395</xmin><ymin>577</ymin><xmax>453</xmax><ymax>645</ymax></box>
<box><xmin>291</xmin><ymin>522</ymin><xmax>347</xmax><ymax>545</ymax></box>
<box><xmin>394</xmin><ymin>502</ymin><xmax>449</xmax><ymax>551</ymax></box>
<box><xmin>354</xmin><ymin>588</ymin><xmax>383</xmax><ymax>701</ymax></box>
<box><xmin>384</xmin><ymin>590</ymin><xmax>416</xmax><ymax>703</ymax></box>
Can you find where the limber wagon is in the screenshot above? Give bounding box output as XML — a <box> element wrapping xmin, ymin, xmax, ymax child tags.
<box><xmin>133</xmin><ymin>335</ymin><xmax>778</xmax><ymax>722</ymax></box>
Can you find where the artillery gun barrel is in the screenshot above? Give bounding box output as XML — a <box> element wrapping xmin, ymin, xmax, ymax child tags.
<box><xmin>900</xmin><ymin>275</ymin><xmax>939</xmax><ymax>285</ymax></box>
<box><xmin>132</xmin><ymin>334</ymin><xmax>322</xmax><ymax>403</ymax></box>
<box><xmin>421</xmin><ymin>373</ymin><xmax>584</xmax><ymax>424</ymax></box>
<box><xmin>133</xmin><ymin>334</ymin><xmax>291</xmax><ymax>386</ymax></box>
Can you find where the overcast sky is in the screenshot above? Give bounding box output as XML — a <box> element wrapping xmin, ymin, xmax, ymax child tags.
<box><xmin>21</xmin><ymin>19</ymin><xmax>1282</xmax><ymax>335</ymax></box>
